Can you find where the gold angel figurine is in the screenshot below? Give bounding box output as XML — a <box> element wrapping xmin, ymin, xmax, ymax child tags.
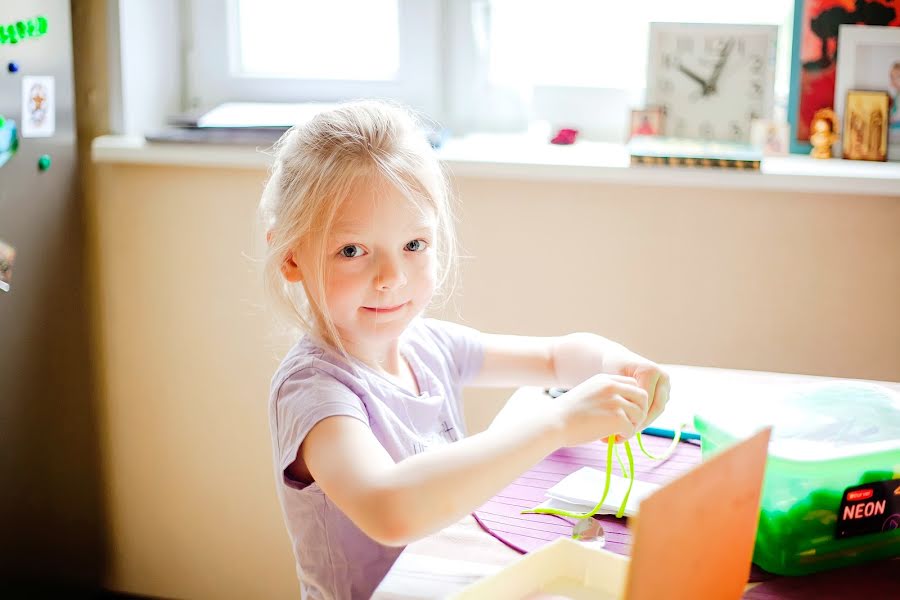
<box><xmin>809</xmin><ymin>108</ymin><xmax>839</xmax><ymax>159</ymax></box>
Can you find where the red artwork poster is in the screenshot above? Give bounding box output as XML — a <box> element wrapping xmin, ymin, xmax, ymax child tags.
<box><xmin>795</xmin><ymin>0</ymin><xmax>899</xmax><ymax>142</ymax></box>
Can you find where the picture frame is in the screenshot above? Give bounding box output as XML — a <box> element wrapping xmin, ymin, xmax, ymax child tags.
<box><xmin>842</xmin><ymin>90</ymin><xmax>889</xmax><ymax>161</ymax></box>
<box><xmin>629</xmin><ymin>106</ymin><xmax>666</xmax><ymax>139</ymax></box>
<box><xmin>787</xmin><ymin>0</ymin><xmax>900</xmax><ymax>154</ymax></box>
<box><xmin>833</xmin><ymin>25</ymin><xmax>900</xmax><ymax>161</ymax></box>
<box><xmin>750</xmin><ymin>118</ymin><xmax>790</xmax><ymax>155</ymax></box>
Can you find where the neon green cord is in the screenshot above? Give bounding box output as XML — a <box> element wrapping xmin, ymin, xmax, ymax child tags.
<box><xmin>522</xmin><ymin>434</ymin><xmax>618</xmax><ymax>520</ymax></box>
<box><xmin>636</xmin><ymin>425</ymin><xmax>683</xmax><ymax>461</ymax></box>
<box><xmin>521</xmin><ymin>426</ymin><xmax>684</xmax><ymax>523</ymax></box>
<box><xmin>614</xmin><ymin>443</ymin><xmax>629</xmax><ymax>478</ymax></box>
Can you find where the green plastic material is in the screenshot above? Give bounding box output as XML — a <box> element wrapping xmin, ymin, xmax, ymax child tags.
<box><xmin>694</xmin><ymin>381</ymin><xmax>900</xmax><ymax>576</ymax></box>
<box><xmin>37</xmin><ymin>154</ymin><xmax>51</xmax><ymax>171</ymax></box>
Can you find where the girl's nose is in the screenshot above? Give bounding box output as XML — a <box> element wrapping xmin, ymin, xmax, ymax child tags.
<box><xmin>375</xmin><ymin>254</ymin><xmax>407</xmax><ymax>291</ymax></box>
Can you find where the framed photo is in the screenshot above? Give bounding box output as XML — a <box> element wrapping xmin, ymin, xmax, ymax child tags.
<box><xmin>0</xmin><ymin>239</ymin><xmax>15</xmax><ymax>293</ymax></box>
<box><xmin>629</xmin><ymin>106</ymin><xmax>666</xmax><ymax>139</ymax></box>
<box><xmin>750</xmin><ymin>118</ymin><xmax>790</xmax><ymax>155</ymax></box>
<box><xmin>842</xmin><ymin>90</ymin><xmax>890</xmax><ymax>160</ymax></box>
<box><xmin>787</xmin><ymin>0</ymin><xmax>900</xmax><ymax>154</ymax></box>
<box><xmin>834</xmin><ymin>25</ymin><xmax>900</xmax><ymax>160</ymax></box>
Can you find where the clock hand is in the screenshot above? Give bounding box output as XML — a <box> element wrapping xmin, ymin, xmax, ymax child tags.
<box><xmin>707</xmin><ymin>39</ymin><xmax>734</xmax><ymax>94</ymax></box>
<box><xmin>677</xmin><ymin>64</ymin><xmax>710</xmax><ymax>91</ymax></box>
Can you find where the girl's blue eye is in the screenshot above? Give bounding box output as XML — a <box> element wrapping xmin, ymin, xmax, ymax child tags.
<box><xmin>340</xmin><ymin>245</ymin><xmax>364</xmax><ymax>258</ymax></box>
<box><xmin>405</xmin><ymin>239</ymin><xmax>427</xmax><ymax>252</ymax></box>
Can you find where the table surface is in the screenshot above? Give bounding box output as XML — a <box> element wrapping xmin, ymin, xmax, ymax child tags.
<box><xmin>372</xmin><ymin>364</ymin><xmax>900</xmax><ymax>599</ymax></box>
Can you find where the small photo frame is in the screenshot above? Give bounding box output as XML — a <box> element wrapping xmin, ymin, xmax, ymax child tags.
<box><xmin>750</xmin><ymin>119</ymin><xmax>790</xmax><ymax>156</ymax></box>
<box><xmin>629</xmin><ymin>106</ymin><xmax>666</xmax><ymax>139</ymax></box>
<box><xmin>0</xmin><ymin>239</ymin><xmax>15</xmax><ymax>293</ymax></box>
<box><xmin>842</xmin><ymin>90</ymin><xmax>890</xmax><ymax>161</ymax></box>
<box><xmin>834</xmin><ymin>24</ymin><xmax>900</xmax><ymax>160</ymax></box>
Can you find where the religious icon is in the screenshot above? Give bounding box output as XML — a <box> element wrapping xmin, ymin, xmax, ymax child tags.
<box><xmin>809</xmin><ymin>108</ymin><xmax>840</xmax><ymax>159</ymax></box>
<box><xmin>843</xmin><ymin>90</ymin><xmax>890</xmax><ymax>161</ymax></box>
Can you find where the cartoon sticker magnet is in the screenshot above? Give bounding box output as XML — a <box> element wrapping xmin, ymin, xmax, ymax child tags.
<box><xmin>0</xmin><ymin>239</ymin><xmax>15</xmax><ymax>292</ymax></box>
<box><xmin>21</xmin><ymin>75</ymin><xmax>54</xmax><ymax>138</ymax></box>
<box><xmin>0</xmin><ymin>117</ymin><xmax>18</xmax><ymax>167</ymax></box>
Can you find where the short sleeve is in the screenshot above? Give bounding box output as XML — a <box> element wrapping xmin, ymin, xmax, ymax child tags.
<box><xmin>272</xmin><ymin>366</ymin><xmax>370</xmax><ymax>472</ymax></box>
<box><xmin>419</xmin><ymin>318</ymin><xmax>485</xmax><ymax>385</ymax></box>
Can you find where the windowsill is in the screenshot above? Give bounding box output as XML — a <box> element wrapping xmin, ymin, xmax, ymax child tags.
<box><xmin>91</xmin><ymin>133</ymin><xmax>900</xmax><ymax>197</ymax></box>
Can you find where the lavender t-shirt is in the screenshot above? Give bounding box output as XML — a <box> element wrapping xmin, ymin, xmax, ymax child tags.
<box><xmin>268</xmin><ymin>317</ymin><xmax>484</xmax><ymax>600</ymax></box>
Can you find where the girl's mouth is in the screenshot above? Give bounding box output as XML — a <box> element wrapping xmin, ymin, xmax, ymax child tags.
<box><xmin>362</xmin><ymin>302</ymin><xmax>407</xmax><ymax>313</ymax></box>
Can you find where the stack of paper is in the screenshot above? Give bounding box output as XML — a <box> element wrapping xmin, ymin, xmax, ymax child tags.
<box><xmin>536</xmin><ymin>467</ymin><xmax>660</xmax><ymax>517</ymax></box>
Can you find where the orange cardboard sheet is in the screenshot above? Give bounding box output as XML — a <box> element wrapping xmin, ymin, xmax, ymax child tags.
<box><xmin>626</xmin><ymin>427</ymin><xmax>771</xmax><ymax>599</ymax></box>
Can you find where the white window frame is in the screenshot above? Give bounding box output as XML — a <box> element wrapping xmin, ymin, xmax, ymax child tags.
<box><xmin>184</xmin><ymin>0</ymin><xmax>442</xmax><ymax>116</ymax></box>
<box><xmin>109</xmin><ymin>1</ymin><xmax>791</xmax><ymax>142</ymax></box>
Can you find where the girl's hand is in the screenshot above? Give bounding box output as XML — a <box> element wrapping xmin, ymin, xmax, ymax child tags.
<box><xmin>601</xmin><ymin>351</ymin><xmax>671</xmax><ymax>430</ymax></box>
<box><xmin>549</xmin><ymin>374</ymin><xmax>649</xmax><ymax>447</ymax></box>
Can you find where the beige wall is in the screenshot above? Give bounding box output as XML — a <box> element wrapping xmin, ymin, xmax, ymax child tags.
<box><xmin>89</xmin><ymin>163</ymin><xmax>900</xmax><ymax>598</ymax></box>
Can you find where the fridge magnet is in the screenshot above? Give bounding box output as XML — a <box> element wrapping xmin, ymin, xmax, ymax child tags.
<box><xmin>21</xmin><ymin>75</ymin><xmax>54</xmax><ymax>138</ymax></box>
<box><xmin>842</xmin><ymin>90</ymin><xmax>890</xmax><ymax>161</ymax></box>
<box><xmin>0</xmin><ymin>116</ymin><xmax>18</xmax><ymax>167</ymax></box>
<box><xmin>0</xmin><ymin>239</ymin><xmax>15</xmax><ymax>293</ymax></box>
<box><xmin>0</xmin><ymin>16</ymin><xmax>48</xmax><ymax>45</ymax></box>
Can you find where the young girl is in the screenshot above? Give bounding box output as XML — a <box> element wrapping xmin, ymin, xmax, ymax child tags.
<box><xmin>260</xmin><ymin>100</ymin><xmax>670</xmax><ymax>600</ymax></box>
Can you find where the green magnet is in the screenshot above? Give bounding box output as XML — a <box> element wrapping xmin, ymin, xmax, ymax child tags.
<box><xmin>37</xmin><ymin>154</ymin><xmax>51</xmax><ymax>171</ymax></box>
<box><xmin>0</xmin><ymin>16</ymin><xmax>47</xmax><ymax>45</ymax></box>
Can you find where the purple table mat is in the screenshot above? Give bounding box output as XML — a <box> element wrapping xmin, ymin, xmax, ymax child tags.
<box><xmin>472</xmin><ymin>435</ymin><xmax>898</xmax><ymax>595</ymax></box>
<box><xmin>473</xmin><ymin>435</ymin><xmax>701</xmax><ymax>557</ymax></box>
<box><xmin>474</xmin><ymin>435</ymin><xmax>764</xmax><ymax>584</ymax></box>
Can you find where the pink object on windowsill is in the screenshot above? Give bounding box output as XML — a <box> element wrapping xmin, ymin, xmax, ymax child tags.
<box><xmin>550</xmin><ymin>128</ymin><xmax>578</xmax><ymax>145</ymax></box>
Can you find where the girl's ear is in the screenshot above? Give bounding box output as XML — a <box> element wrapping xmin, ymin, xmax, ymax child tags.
<box><xmin>268</xmin><ymin>230</ymin><xmax>303</xmax><ymax>282</ymax></box>
<box><xmin>281</xmin><ymin>250</ymin><xmax>303</xmax><ymax>283</ymax></box>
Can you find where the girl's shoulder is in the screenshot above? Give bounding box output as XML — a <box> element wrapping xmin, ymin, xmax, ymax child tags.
<box><xmin>269</xmin><ymin>336</ymin><xmax>357</xmax><ymax>399</ymax></box>
<box><xmin>404</xmin><ymin>317</ymin><xmax>484</xmax><ymax>376</ymax></box>
<box><xmin>408</xmin><ymin>316</ymin><xmax>483</xmax><ymax>347</ymax></box>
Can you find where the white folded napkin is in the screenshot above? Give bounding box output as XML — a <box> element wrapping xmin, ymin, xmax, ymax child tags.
<box><xmin>545</xmin><ymin>467</ymin><xmax>660</xmax><ymax>517</ymax></box>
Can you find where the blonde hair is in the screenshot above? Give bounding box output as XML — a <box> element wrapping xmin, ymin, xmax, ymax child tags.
<box><xmin>259</xmin><ymin>100</ymin><xmax>458</xmax><ymax>354</ymax></box>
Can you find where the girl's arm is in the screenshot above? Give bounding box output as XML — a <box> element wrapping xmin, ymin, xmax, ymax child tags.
<box><xmin>470</xmin><ymin>332</ymin><xmax>671</xmax><ymax>426</ymax></box>
<box><xmin>300</xmin><ymin>373</ymin><xmax>647</xmax><ymax>547</ymax></box>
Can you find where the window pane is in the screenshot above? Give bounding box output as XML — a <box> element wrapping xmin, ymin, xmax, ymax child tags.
<box><xmin>235</xmin><ymin>0</ymin><xmax>399</xmax><ymax>80</ymax></box>
<box><xmin>488</xmin><ymin>1</ymin><xmax>792</xmax><ymax>98</ymax></box>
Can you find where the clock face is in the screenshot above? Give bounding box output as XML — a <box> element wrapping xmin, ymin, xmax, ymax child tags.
<box><xmin>646</xmin><ymin>24</ymin><xmax>776</xmax><ymax>143</ymax></box>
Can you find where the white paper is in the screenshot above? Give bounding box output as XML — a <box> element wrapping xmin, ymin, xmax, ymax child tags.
<box><xmin>545</xmin><ymin>467</ymin><xmax>660</xmax><ymax>517</ymax></box>
<box><xmin>534</xmin><ymin>496</ymin><xmax>614</xmax><ymax>515</ymax></box>
<box><xmin>21</xmin><ymin>76</ymin><xmax>55</xmax><ymax>138</ymax></box>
